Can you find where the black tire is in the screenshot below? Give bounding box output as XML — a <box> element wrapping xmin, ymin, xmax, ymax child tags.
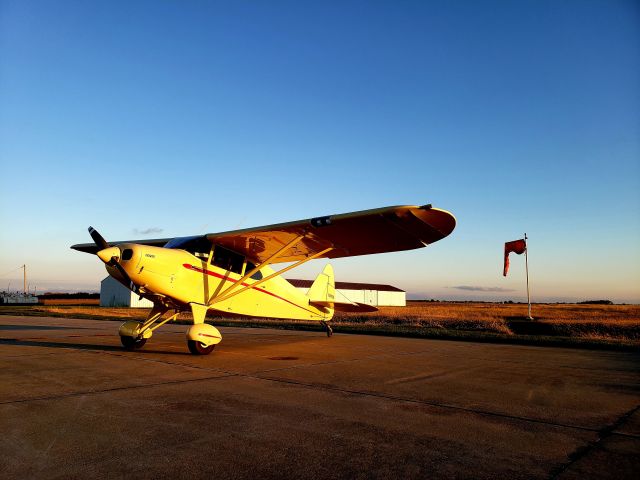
<box><xmin>120</xmin><ymin>335</ymin><xmax>147</xmax><ymax>350</ymax></box>
<box><xmin>188</xmin><ymin>340</ymin><xmax>215</xmax><ymax>355</ymax></box>
<box><xmin>322</xmin><ymin>321</ymin><xmax>333</xmax><ymax>337</ymax></box>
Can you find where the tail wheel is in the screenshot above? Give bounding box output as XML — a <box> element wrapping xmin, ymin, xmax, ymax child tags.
<box><xmin>120</xmin><ymin>335</ymin><xmax>147</xmax><ymax>350</ymax></box>
<box><xmin>321</xmin><ymin>321</ymin><xmax>333</xmax><ymax>337</ymax></box>
<box><xmin>188</xmin><ymin>340</ymin><xmax>215</xmax><ymax>355</ymax></box>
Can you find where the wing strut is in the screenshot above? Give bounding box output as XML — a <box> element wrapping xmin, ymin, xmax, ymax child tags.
<box><xmin>213</xmin><ymin>234</ymin><xmax>306</xmax><ymax>301</ymax></box>
<box><xmin>207</xmin><ymin>246</ymin><xmax>334</xmax><ymax>307</ymax></box>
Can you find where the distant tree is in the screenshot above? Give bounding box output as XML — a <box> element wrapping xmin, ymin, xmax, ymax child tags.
<box><xmin>39</xmin><ymin>292</ymin><xmax>99</xmax><ymax>299</ymax></box>
<box><xmin>578</xmin><ymin>300</ymin><xmax>613</xmax><ymax>305</ymax></box>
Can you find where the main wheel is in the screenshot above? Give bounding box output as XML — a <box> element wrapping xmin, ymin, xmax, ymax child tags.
<box><xmin>120</xmin><ymin>335</ymin><xmax>147</xmax><ymax>350</ymax></box>
<box><xmin>188</xmin><ymin>340</ymin><xmax>215</xmax><ymax>355</ymax></box>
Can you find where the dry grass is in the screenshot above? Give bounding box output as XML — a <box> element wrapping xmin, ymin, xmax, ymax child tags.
<box><xmin>40</xmin><ymin>298</ymin><xmax>100</xmax><ymax>306</ymax></box>
<box><xmin>4</xmin><ymin>301</ymin><xmax>639</xmax><ymax>344</ymax></box>
<box><xmin>335</xmin><ymin>302</ymin><xmax>640</xmax><ymax>342</ymax></box>
<box><xmin>335</xmin><ymin>303</ymin><xmax>516</xmax><ymax>334</ymax></box>
<box><xmin>42</xmin><ymin>306</ymin><xmax>149</xmax><ymax>318</ymax></box>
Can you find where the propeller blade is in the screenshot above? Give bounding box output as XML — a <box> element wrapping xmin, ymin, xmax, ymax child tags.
<box><xmin>109</xmin><ymin>256</ymin><xmax>139</xmax><ymax>294</ymax></box>
<box><xmin>89</xmin><ymin>228</ymin><xmax>139</xmax><ymax>294</ymax></box>
<box><xmin>88</xmin><ymin>226</ymin><xmax>109</xmax><ymax>251</ymax></box>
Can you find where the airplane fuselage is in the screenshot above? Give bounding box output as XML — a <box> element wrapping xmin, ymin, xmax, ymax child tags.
<box><xmin>110</xmin><ymin>244</ymin><xmax>331</xmax><ymax>321</ymax></box>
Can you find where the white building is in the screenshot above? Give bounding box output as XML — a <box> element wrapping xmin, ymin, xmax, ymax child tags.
<box><xmin>100</xmin><ymin>276</ymin><xmax>154</xmax><ymax>308</ymax></box>
<box><xmin>0</xmin><ymin>292</ymin><xmax>38</xmax><ymax>304</ymax></box>
<box><xmin>288</xmin><ymin>279</ymin><xmax>406</xmax><ymax>307</ymax></box>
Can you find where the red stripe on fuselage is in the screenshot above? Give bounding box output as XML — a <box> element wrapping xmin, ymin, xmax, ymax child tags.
<box><xmin>182</xmin><ymin>264</ymin><xmax>318</xmax><ymax>316</ymax></box>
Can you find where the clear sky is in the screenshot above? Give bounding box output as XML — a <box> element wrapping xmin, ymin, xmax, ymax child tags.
<box><xmin>1</xmin><ymin>0</ymin><xmax>639</xmax><ymax>303</ymax></box>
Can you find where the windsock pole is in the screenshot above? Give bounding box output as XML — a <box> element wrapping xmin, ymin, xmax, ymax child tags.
<box><xmin>524</xmin><ymin>234</ymin><xmax>533</xmax><ymax>320</ymax></box>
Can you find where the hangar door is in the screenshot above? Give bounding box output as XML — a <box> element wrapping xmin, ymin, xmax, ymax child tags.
<box><xmin>363</xmin><ymin>289</ymin><xmax>378</xmax><ymax>306</ymax></box>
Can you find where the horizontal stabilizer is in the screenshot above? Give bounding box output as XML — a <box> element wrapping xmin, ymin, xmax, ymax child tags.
<box><xmin>310</xmin><ymin>300</ymin><xmax>378</xmax><ymax>313</ymax></box>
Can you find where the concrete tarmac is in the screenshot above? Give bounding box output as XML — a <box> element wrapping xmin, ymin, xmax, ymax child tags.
<box><xmin>0</xmin><ymin>315</ymin><xmax>638</xmax><ymax>479</ymax></box>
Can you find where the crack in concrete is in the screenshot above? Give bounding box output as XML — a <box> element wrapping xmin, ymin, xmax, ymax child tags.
<box><xmin>547</xmin><ymin>403</ymin><xmax>640</xmax><ymax>479</ymax></box>
<box><xmin>250</xmin><ymin>373</ymin><xmax>640</xmax><ymax>439</ymax></box>
<box><xmin>0</xmin><ymin>373</ymin><xmax>239</xmax><ymax>405</ymax></box>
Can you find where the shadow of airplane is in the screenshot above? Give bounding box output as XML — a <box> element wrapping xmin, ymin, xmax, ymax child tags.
<box><xmin>0</xmin><ymin>324</ymin><xmax>93</xmax><ymax>331</ymax></box>
<box><xmin>0</xmin><ymin>338</ymin><xmax>193</xmax><ymax>355</ymax></box>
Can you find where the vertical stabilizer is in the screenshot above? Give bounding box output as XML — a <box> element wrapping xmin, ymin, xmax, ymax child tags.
<box><xmin>307</xmin><ymin>264</ymin><xmax>335</xmax><ymax>315</ymax></box>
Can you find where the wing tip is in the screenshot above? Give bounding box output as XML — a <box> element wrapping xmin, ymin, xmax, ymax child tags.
<box><xmin>413</xmin><ymin>205</ymin><xmax>457</xmax><ymax>241</ymax></box>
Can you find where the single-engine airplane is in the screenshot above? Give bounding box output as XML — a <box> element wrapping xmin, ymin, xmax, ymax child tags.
<box><xmin>71</xmin><ymin>204</ymin><xmax>455</xmax><ymax>354</ymax></box>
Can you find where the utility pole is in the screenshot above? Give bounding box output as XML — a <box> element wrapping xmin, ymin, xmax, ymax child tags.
<box><xmin>23</xmin><ymin>264</ymin><xmax>26</xmax><ymax>295</ymax></box>
<box><xmin>524</xmin><ymin>234</ymin><xmax>533</xmax><ymax>320</ymax></box>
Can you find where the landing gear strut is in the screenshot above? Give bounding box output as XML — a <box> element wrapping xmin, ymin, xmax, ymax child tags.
<box><xmin>118</xmin><ymin>304</ymin><xmax>179</xmax><ymax>352</ymax></box>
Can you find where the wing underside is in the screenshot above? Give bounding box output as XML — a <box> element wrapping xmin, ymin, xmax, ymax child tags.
<box><xmin>207</xmin><ymin>204</ymin><xmax>456</xmax><ymax>263</ymax></box>
<box><xmin>70</xmin><ymin>204</ymin><xmax>456</xmax><ymax>263</ymax></box>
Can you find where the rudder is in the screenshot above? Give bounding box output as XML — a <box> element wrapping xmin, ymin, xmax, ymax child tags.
<box><xmin>307</xmin><ymin>264</ymin><xmax>335</xmax><ymax>318</ymax></box>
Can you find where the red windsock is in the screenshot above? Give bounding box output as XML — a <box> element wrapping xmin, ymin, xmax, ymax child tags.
<box><xmin>503</xmin><ymin>239</ymin><xmax>526</xmax><ymax>276</ymax></box>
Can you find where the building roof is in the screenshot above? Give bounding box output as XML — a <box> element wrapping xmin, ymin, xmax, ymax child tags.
<box><xmin>287</xmin><ymin>279</ymin><xmax>405</xmax><ymax>293</ymax></box>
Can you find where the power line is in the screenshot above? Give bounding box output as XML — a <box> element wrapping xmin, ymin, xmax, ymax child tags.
<box><xmin>0</xmin><ymin>266</ymin><xmax>23</xmax><ymax>278</ymax></box>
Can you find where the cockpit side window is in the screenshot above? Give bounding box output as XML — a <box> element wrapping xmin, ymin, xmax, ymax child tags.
<box><xmin>212</xmin><ymin>245</ymin><xmax>244</xmax><ymax>275</ymax></box>
<box><xmin>245</xmin><ymin>261</ymin><xmax>263</xmax><ymax>281</ymax></box>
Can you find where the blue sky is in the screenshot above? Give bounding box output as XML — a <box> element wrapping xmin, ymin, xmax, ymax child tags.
<box><xmin>1</xmin><ymin>0</ymin><xmax>639</xmax><ymax>302</ymax></box>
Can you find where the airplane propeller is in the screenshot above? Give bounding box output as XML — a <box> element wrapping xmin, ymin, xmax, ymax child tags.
<box><xmin>88</xmin><ymin>227</ymin><xmax>139</xmax><ymax>294</ymax></box>
<box><xmin>88</xmin><ymin>226</ymin><xmax>109</xmax><ymax>251</ymax></box>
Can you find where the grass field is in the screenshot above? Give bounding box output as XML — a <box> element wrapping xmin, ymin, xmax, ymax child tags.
<box><xmin>40</xmin><ymin>298</ymin><xmax>100</xmax><ymax>306</ymax></box>
<box><xmin>3</xmin><ymin>301</ymin><xmax>638</xmax><ymax>347</ymax></box>
<box><xmin>335</xmin><ymin>302</ymin><xmax>640</xmax><ymax>340</ymax></box>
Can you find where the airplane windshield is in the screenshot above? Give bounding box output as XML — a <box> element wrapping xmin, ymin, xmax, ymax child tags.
<box><xmin>164</xmin><ymin>236</ymin><xmax>211</xmax><ymax>259</ymax></box>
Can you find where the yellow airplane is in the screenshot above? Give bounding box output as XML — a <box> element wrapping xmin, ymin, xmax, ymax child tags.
<box><xmin>71</xmin><ymin>204</ymin><xmax>455</xmax><ymax>354</ymax></box>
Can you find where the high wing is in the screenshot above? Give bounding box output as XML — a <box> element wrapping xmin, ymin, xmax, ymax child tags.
<box><xmin>71</xmin><ymin>236</ymin><xmax>172</xmax><ymax>254</ymax></box>
<box><xmin>207</xmin><ymin>204</ymin><xmax>455</xmax><ymax>264</ymax></box>
<box><xmin>71</xmin><ymin>204</ymin><xmax>456</xmax><ymax>263</ymax></box>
